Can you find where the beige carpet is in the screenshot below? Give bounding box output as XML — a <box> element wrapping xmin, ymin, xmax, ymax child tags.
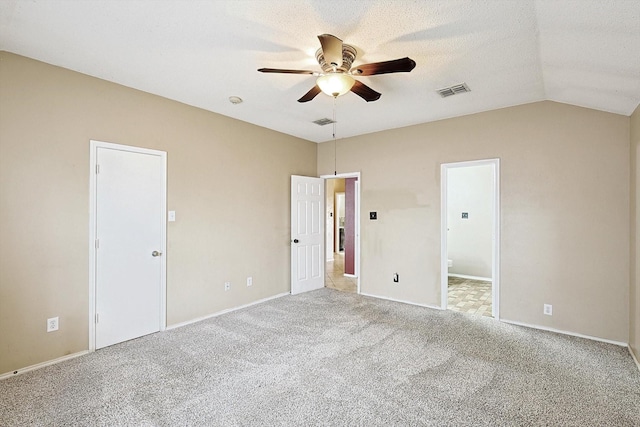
<box><xmin>1</xmin><ymin>288</ymin><xmax>639</xmax><ymax>426</ymax></box>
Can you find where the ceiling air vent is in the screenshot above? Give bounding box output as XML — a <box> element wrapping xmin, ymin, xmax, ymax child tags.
<box><xmin>437</xmin><ymin>83</ymin><xmax>471</xmax><ymax>98</ymax></box>
<box><xmin>313</xmin><ymin>118</ymin><xmax>336</xmax><ymax>126</ymax></box>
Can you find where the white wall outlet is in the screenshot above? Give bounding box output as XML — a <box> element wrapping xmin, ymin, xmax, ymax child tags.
<box><xmin>543</xmin><ymin>304</ymin><xmax>553</xmax><ymax>316</ymax></box>
<box><xmin>47</xmin><ymin>317</ymin><xmax>59</xmax><ymax>332</ymax></box>
<box><xmin>168</xmin><ymin>211</ymin><xmax>176</xmax><ymax>222</ymax></box>
<box><xmin>247</xmin><ymin>276</ymin><xmax>252</xmax><ymax>287</ymax></box>
<box><xmin>224</xmin><ymin>281</ymin><xmax>230</xmax><ymax>291</ymax></box>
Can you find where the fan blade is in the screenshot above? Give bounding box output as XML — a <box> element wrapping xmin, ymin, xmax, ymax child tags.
<box><xmin>351</xmin><ymin>57</ymin><xmax>416</xmax><ymax>76</ymax></box>
<box><xmin>258</xmin><ymin>68</ymin><xmax>315</xmax><ymax>74</ymax></box>
<box><xmin>298</xmin><ymin>85</ymin><xmax>322</xmax><ymax>103</ymax></box>
<box><xmin>318</xmin><ymin>34</ymin><xmax>343</xmax><ymax>68</ymax></box>
<box><xmin>350</xmin><ymin>80</ymin><xmax>381</xmax><ymax>102</ymax></box>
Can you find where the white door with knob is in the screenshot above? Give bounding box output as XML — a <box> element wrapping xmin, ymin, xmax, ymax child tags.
<box><xmin>91</xmin><ymin>141</ymin><xmax>166</xmax><ymax>349</ymax></box>
<box><xmin>291</xmin><ymin>175</ymin><xmax>324</xmax><ymax>295</ymax></box>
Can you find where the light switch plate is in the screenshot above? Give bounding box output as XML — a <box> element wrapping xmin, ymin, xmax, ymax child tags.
<box><xmin>168</xmin><ymin>211</ymin><xmax>176</xmax><ymax>222</ymax></box>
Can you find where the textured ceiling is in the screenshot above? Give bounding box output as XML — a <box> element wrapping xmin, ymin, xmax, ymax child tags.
<box><xmin>1</xmin><ymin>0</ymin><xmax>639</xmax><ymax>143</ymax></box>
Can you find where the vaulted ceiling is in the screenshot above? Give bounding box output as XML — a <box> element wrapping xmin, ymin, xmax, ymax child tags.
<box><xmin>1</xmin><ymin>0</ymin><xmax>639</xmax><ymax>142</ymax></box>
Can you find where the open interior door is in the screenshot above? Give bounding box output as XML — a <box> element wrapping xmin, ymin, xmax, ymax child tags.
<box><xmin>291</xmin><ymin>175</ymin><xmax>324</xmax><ymax>294</ymax></box>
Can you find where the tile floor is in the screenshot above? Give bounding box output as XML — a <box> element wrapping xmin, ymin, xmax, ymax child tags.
<box><xmin>447</xmin><ymin>276</ymin><xmax>493</xmax><ymax>317</ymax></box>
<box><xmin>325</xmin><ymin>252</ymin><xmax>357</xmax><ymax>293</ymax></box>
<box><xmin>324</xmin><ymin>260</ymin><xmax>491</xmax><ymax>315</ymax></box>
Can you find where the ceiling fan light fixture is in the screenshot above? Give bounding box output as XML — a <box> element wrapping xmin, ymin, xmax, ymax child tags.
<box><xmin>316</xmin><ymin>73</ymin><xmax>355</xmax><ymax>98</ymax></box>
<box><xmin>258</xmin><ymin>34</ymin><xmax>415</xmax><ymax>103</ymax></box>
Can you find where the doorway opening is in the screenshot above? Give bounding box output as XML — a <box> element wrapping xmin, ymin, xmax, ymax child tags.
<box><xmin>322</xmin><ymin>173</ymin><xmax>360</xmax><ymax>294</ymax></box>
<box><xmin>441</xmin><ymin>159</ymin><xmax>500</xmax><ymax>319</ymax></box>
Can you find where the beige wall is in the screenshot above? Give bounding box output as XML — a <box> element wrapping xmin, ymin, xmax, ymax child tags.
<box><xmin>0</xmin><ymin>52</ymin><xmax>316</xmax><ymax>374</ymax></box>
<box><xmin>318</xmin><ymin>101</ymin><xmax>630</xmax><ymax>343</ymax></box>
<box><xmin>447</xmin><ymin>164</ymin><xmax>493</xmax><ymax>278</ymax></box>
<box><xmin>1</xmin><ymin>50</ymin><xmax>634</xmax><ymax>374</ymax></box>
<box><xmin>631</xmin><ymin>104</ymin><xmax>640</xmax><ymax>359</ymax></box>
<box><xmin>333</xmin><ymin>178</ymin><xmax>346</xmax><ymax>193</ymax></box>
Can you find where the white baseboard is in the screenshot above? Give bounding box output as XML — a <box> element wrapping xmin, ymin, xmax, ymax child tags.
<box><xmin>166</xmin><ymin>292</ymin><xmax>290</xmax><ymax>330</ymax></box>
<box><xmin>500</xmin><ymin>319</ymin><xmax>627</xmax><ymax>347</ymax></box>
<box><xmin>0</xmin><ymin>350</ymin><xmax>89</xmax><ymax>380</ymax></box>
<box><xmin>448</xmin><ymin>273</ymin><xmax>492</xmax><ymax>281</ymax></box>
<box><xmin>362</xmin><ymin>295</ymin><xmax>627</xmax><ymax>351</ymax></box>
<box><xmin>360</xmin><ymin>292</ymin><xmax>443</xmax><ymax>311</ymax></box>
<box><xmin>344</xmin><ymin>274</ymin><xmax>357</xmax><ymax>278</ymax></box>
<box><xmin>1</xmin><ymin>293</ymin><xmax>290</xmax><ymax>380</ymax></box>
<box><xmin>629</xmin><ymin>346</ymin><xmax>640</xmax><ymax>372</ymax></box>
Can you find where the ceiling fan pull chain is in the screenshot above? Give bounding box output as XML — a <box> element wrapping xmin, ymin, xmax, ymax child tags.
<box><xmin>333</xmin><ymin>96</ymin><xmax>337</xmax><ymax>176</ymax></box>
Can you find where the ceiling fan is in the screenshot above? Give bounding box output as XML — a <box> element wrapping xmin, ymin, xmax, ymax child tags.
<box><xmin>258</xmin><ymin>34</ymin><xmax>416</xmax><ymax>103</ymax></box>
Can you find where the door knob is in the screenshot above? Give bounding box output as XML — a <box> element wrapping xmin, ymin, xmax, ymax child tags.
<box><xmin>293</xmin><ymin>239</ymin><xmax>299</xmax><ymax>243</ymax></box>
<box><xmin>152</xmin><ymin>250</ymin><xmax>162</xmax><ymax>257</ymax></box>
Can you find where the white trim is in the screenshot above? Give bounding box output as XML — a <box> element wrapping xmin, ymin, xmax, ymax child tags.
<box><xmin>89</xmin><ymin>142</ymin><xmax>97</xmax><ymax>351</ymax></box>
<box><xmin>321</xmin><ymin>172</ymin><xmax>361</xmax><ymax>294</ymax></box>
<box><xmin>441</xmin><ymin>158</ymin><xmax>500</xmax><ymax>319</ymax></box>
<box><xmin>440</xmin><ymin>165</ymin><xmax>448</xmax><ymax>310</ymax></box>
<box><xmin>360</xmin><ymin>292</ymin><xmax>444</xmax><ymax>311</ymax></box>
<box><xmin>89</xmin><ymin>140</ymin><xmax>167</xmax><ymax>352</ymax></box>
<box><xmin>344</xmin><ymin>274</ymin><xmax>357</xmax><ymax>278</ymax></box>
<box><xmin>323</xmin><ymin>172</ymin><xmax>362</xmax><ymax>179</ymax></box>
<box><xmin>493</xmin><ymin>160</ymin><xmax>501</xmax><ymax>318</ymax></box>
<box><xmin>501</xmin><ymin>319</ymin><xmax>627</xmax><ymax>347</ymax></box>
<box><xmin>0</xmin><ymin>351</ymin><xmax>89</xmax><ymax>380</ymax></box>
<box><xmin>448</xmin><ymin>273</ymin><xmax>492</xmax><ymax>281</ymax></box>
<box><xmin>354</xmin><ymin>179</ymin><xmax>361</xmax><ymax>290</ymax></box>
<box><xmin>166</xmin><ymin>292</ymin><xmax>290</xmax><ymax>330</ymax></box>
<box><xmin>356</xmin><ymin>291</ymin><xmax>630</xmax><ymax>349</ymax></box>
<box><xmin>630</xmin><ymin>346</ymin><xmax>640</xmax><ymax>372</ymax></box>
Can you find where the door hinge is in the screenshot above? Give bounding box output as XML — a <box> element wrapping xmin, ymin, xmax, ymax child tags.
<box><xmin>96</xmin><ymin>164</ymin><xmax>100</xmax><ymax>174</ymax></box>
<box><xmin>95</xmin><ymin>313</ymin><xmax>99</xmax><ymax>323</ymax></box>
<box><xmin>95</xmin><ymin>239</ymin><xmax>99</xmax><ymax>249</ymax></box>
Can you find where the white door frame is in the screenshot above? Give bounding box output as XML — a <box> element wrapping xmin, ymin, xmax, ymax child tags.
<box><xmin>440</xmin><ymin>159</ymin><xmax>500</xmax><ymax>319</ymax></box>
<box><xmin>321</xmin><ymin>172</ymin><xmax>361</xmax><ymax>294</ymax></box>
<box><xmin>88</xmin><ymin>140</ymin><xmax>167</xmax><ymax>352</ymax></box>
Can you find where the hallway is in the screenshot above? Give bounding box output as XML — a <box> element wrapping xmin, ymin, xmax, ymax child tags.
<box><xmin>325</xmin><ymin>252</ymin><xmax>357</xmax><ymax>293</ymax></box>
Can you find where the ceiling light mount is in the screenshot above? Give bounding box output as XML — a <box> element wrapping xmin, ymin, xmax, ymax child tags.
<box><xmin>315</xmin><ymin>44</ymin><xmax>357</xmax><ymax>74</ymax></box>
<box><xmin>228</xmin><ymin>96</ymin><xmax>243</xmax><ymax>104</ymax></box>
